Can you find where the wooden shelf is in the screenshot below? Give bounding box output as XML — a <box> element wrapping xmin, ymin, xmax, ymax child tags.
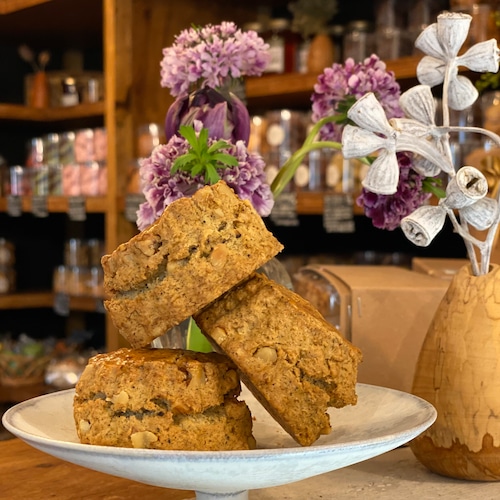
<box><xmin>0</xmin><ymin>291</ymin><xmax>53</xmax><ymax>309</ymax></box>
<box><xmin>0</xmin><ymin>196</ymin><xmax>108</xmax><ymax>213</ymax></box>
<box><xmin>0</xmin><ymin>0</ymin><xmax>51</xmax><ymax>15</ymax></box>
<box><xmin>297</xmin><ymin>192</ymin><xmax>364</xmax><ymax>216</ymax></box>
<box><xmin>0</xmin><ymin>102</ymin><xmax>105</xmax><ymax>122</ymax></box>
<box><xmin>246</xmin><ymin>57</ymin><xmax>419</xmax><ymax>109</ymax></box>
<box><xmin>0</xmin><ymin>291</ymin><xmax>104</xmax><ymax>312</ymax></box>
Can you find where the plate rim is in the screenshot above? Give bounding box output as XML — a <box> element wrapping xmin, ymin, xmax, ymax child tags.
<box><xmin>2</xmin><ymin>382</ymin><xmax>436</xmax><ymax>460</ymax></box>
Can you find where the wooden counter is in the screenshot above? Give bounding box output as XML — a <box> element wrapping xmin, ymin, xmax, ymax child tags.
<box><xmin>2</xmin><ymin>438</ymin><xmax>500</xmax><ymax>499</ymax></box>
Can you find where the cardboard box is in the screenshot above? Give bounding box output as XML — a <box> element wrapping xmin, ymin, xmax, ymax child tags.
<box><xmin>412</xmin><ymin>257</ymin><xmax>468</xmax><ymax>280</ymax></box>
<box><xmin>293</xmin><ymin>265</ymin><xmax>450</xmax><ymax>393</ymax></box>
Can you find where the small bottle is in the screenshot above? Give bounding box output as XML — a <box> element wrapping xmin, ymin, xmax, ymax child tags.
<box><xmin>343</xmin><ymin>20</ymin><xmax>374</xmax><ymax>62</ymax></box>
<box><xmin>264</xmin><ymin>18</ymin><xmax>298</xmax><ymax>74</ymax></box>
<box><xmin>61</xmin><ymin>77</ymin><xmax>79</xmax><ymax>106</ymax></box>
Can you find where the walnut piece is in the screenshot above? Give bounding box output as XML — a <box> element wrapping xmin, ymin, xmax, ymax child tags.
<box><xmin>130</xmin><ymin>431</ymin><xmax>158</xmax><ymax>449</ymax></box>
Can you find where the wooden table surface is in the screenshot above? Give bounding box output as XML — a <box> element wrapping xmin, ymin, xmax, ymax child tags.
<box><xmin>3</xmin><ymin>437</ymin><xmax>500</xmax><ymax>499</ymax></box>
<box><xmin>1</xmin><ymin>438</ymin><xmax>193</xmax><ymax>499</ymax></box>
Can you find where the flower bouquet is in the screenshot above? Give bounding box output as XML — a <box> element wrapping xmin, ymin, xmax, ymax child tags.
<box><xmin>293</xmin><ymin>11</ymin><xmax>500</xmax><ymax>481</ymax></box>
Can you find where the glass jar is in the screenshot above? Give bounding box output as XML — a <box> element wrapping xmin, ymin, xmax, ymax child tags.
<box><xmin>264</xmin><ymin>18</ymin><xmax>299</xmax><ymax>73</ymax></box>
<box><xmin>343</xmin><ymin>20</ymin><xmax>375</xmax><ymax>62</ymax></box>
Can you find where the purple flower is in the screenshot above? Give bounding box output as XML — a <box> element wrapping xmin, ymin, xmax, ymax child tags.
<box><xmin>356</xmin><ymin>153</ymin><xmax>431</xmax><ymax>231</ymax></box>
<box><xmin>165</xmin><ymin>87</ymin><xmax>250</xmax><ymax>144</ymax></box>
<box><xmin>312</xmin><ymin>54</ymin><xmax>403</xmax><ymax>142</ymax></box>
<box><xmin>160</xmin><ymin>22</ymin><xmax>270</xmax><ymax>98</ymax></box>
<box><xmin>136</xmin><ymin>132</ymin><xmax>274</xmax><ymax>231</ymax></box>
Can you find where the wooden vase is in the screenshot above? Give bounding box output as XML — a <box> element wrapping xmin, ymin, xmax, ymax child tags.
<box><xmin>410</xmin><ymin>263</ymin><xmax>500</xmax><ymax>480</ymax></box>
<box><xmin>306</xmin><ymin>33</ymin><xmax>335</xmax><ymax>74</ymax></box>
<box><xmin>30</xmin><ymin>71</ymin><xmax>49</xmax><ymax>108</ymax></box>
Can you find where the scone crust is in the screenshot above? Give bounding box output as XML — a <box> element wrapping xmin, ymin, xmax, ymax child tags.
<box><xmin>74</xmin><ymin>348</ymin><xmax>256</xmax><ymax>451</ymax></box>
<box><xmin>102</xmin><ymin>182</ymin><xmax>283</xmax><ymax>347</ymax></box>
<box><xmin>194</xmin><ymin>273</ymin><xmax>362</xmax><ymax>447</ymax></box>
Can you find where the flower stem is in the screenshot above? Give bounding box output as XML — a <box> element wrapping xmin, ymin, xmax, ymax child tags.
<box><xmin>271</xmin><ymin>115</ymin><xmax>357</xmax><ymax>198</ymax></box>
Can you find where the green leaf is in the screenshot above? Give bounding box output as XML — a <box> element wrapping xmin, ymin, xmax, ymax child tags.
<box><xmin>423</xmin><ymin>177</ymin><xmax>446</xmax><ymax>198</ymax></box>
<box><xmin>205</xmin><ymin>164</ymin><xmax>221</xmax><ymax>184</ymax></box>
<box><xmin>212</xmin><ymin>153</ymin><xmax>239</xmax><ymax>166</ymax></box>
<box><xmin>179</xmin><ymin>125</ymin><xmax>197</xmax><ymax>146</ymax></box>
<box><xmin>170</xmin><ymin>125</ymin><xmax>238</xmax><ymax>183</ymax></box>
<box><xmin>208</xmin><ymin>139</ymin><xmax>232</xmax><ymax>153</ymax></box>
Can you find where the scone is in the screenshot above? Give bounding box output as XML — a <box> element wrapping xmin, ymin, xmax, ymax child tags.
<box><xmin>102</xmin><ymin>181</ymin><xmax>283</xmax><ymax>347</ymax></box>
<box><xmin>194</xmin><ymin>272</ymin><xmax>362</xmax><ymax>447</ymax></box>
<box><xmin>73</xmin><ymin>348</ymin><xmax>256</xmax><ymax>451</ymax></box>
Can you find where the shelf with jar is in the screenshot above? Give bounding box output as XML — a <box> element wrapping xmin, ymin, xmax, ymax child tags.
<box><xmin>0</xmin><ymin>291</ymin><xmax>103</xmax><ymax>313</ymax></box>
<box><xmin>0</xmin><ymin>236</ymin><xmax>105</xmax><ymax>314</ymax></box>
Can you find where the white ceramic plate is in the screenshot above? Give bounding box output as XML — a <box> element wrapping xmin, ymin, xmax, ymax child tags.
<box><xmin>3</xmin><ymin>384</ymin><xmax>436</xmax><ymax>500</ymax></box>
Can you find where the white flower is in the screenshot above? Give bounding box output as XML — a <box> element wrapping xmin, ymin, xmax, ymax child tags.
<box><xmin>401</xmin><ymin>205</ymin><xmax>447</xmax><ymax>247</ymax></box>
<box><xmin>342</xmin><ymin>92</ymin><xmax>453</xmax><ymax>194</ymax></box>
<box><xmin>415</xmin><ymin>12</ymin><xmax>500</xmax><ymax>110</ymax></box>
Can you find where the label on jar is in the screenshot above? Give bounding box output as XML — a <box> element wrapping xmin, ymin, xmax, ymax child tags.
<box><xmin>323</xmin><ymin>194</ymin><xmax>355</xmax><ymax>233</ymax></box>
<box><xmin>326</xmin><ymin>158</ymin><xmax>341</xmax><ymax>189</ymax></box>
<box><xmin>265</xmin><ymin>164</ymin><xmax>280</xmax><ymax>185</ymax></box>
<box><xmin>6</xmin><ymin>195</ymin><xmax>22</xmax><ymax>217</ymax></box>
<box><xmin>31</xmin><ymin>195</ymin><xmax>48</xmax><ymax>218</ymax></box>
<box><xmin>266</xmin><ymin>124</ymin><xmax>286</xmax><ymax>147</ymax></box>
<box><xmin>125</xmin><ymin>193</ymin><xmax>146</xmax><ymax>223</ymax></box>
<box><xmin>68</xmin><ymin>196</ymin><xmax>87</xmax><ymax>221</ymax></box>
<box><xmin>266</xmin><ymin>38</ymin><xmax>285</xmax><ymax>73</ymax></box>
<box><xmin>270</xmin><ymin>192</ymin><xmax>299</xmax><ymax>227</ymax></box>
<box><xmin>294</xmin><ymin>163</ymin><xmax>309</xmax><ymax>188</ymax></box>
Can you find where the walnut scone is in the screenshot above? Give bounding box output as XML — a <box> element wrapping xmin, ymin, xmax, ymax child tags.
<box><xmin>194</xmin><ymin>272</ymin><xmax>362</xmax><ymax>447</ymax></box>
<box><xmin>73</xmin><ymin>348</ymin><xmax>256</xmax><ymax>451</ymax></box>
<box><xmin>102</xmin><ymin>181</ymin><xmax>283</xmax><ymax>347</ymax></box>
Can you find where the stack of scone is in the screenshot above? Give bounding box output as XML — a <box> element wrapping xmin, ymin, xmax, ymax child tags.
<box><xmin>74</xmin><ymin>181</ymin><xmax>362</xmax><ymax>450</ymax></box>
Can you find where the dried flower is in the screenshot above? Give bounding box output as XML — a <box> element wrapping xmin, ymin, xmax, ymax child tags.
<box><xmin>160</xmin><ymin>21</ymin><xmax>270</xmax><ymax>98</ymax></box>
<box><xmin>137</xmin><ymin>121</ymin><xmax>273</xmax><ymax>231</ymax></box>
<box><xmin>343</xmin><ymin>12</ymin><xmax>500</xmax><ymax>275</ymax></box>
<box><xmin>415</xmin><ymin>12</ymin><xmax>499</xmax><ymax>111</ymax></box>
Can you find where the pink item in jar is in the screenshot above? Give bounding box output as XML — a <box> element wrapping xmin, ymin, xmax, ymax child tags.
<box><xmin>74</xmin><ymin>129</ymin><xmax>95</xmax><ymax>164</ymax></box>
<box><xmin>62</xmin><ymin>164</ymin><xmax>82</xmax><ymax>196</ymax></box>
<box><xmin>80</xmin><ymin>161</ymin><xmax>100</xmax><ymax>196</ymax></box>
<box><xmin>94</xmin><ymin>128</ymin><xmax>107</xmax><ymax>162</ymax></box>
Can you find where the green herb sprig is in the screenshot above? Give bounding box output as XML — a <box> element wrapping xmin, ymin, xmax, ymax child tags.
<box><xmin>171</xmin><ymin>125</ymin><xmax>238</xmax><ymax>184</ymax></box>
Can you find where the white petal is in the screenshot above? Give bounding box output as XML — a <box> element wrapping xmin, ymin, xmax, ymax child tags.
<box><xmin>399</xmin><ymin>85</ymin><xmax>436</xmax><ymax>124</ymax></box>
<box><xmin>342</xmin><ymin>125</ymin><xmax>388</xmax><ymax>157</ymax></box>
<box><xmin>415</xmin><ymin>23</ymin><xmax>443</xmax><ymax>59</ymax></box>
<box><xmin>444</xmin><ymin>165</ymin><xmax>488</xmax><ymax>208</ymax></box>
<box><xmin>448</xmin><ymin>75</ymin><xmax>478</xmax><ymax>110</ymax></box>
<box><xmin>457</xmin><ymin>39</ymin><xmax>500</xmax><ymax>73</ymax></box>
<box><xmin>390</xmin><ymin>118</ymin><xmax>431</xmax><ymax>137</ymax></box>
<box><xmin>417</xmin><ymin>56</ymin><xmax>446</xmax><ymax>87</ymax></box>
<box><xmin>437</xmin><ymin>12</ymin><xmax>472</xmax><ymax>58</ymax></box>
<box><xmin>412</xmin><ymin>157</ymin><xmax>443</xmax><ymax>177</ymax></box>
<box><xmin>461</xmin><ymin>198</ymin><xmax>499</xmax><ymax>230</ymax></box>
<box><xmin>347</xmin><ymin>93</ymin><xmax>394</xmax><ymax>136</ymax></box>
<box><xmin>401</xmin><ymin>205</ymin><xmax>447</xmax><ymax>247</ymax></box>
<box><xmin>361</xmin><ymin>151</ymin><xmax>400</xmax><ymax>195</ymax></box>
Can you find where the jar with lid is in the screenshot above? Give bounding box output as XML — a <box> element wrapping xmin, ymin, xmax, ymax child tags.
<box><xmin>263</xmin><ymin>18</ymin><xmax>299</xmax><ymax>73</ymax></box>
<box><xmin>61</xmin><ymin>77</ymin><xmax>79</xmax><ymax>107</ymax></box>
<box><xmin>343</xmin><ymin>20</ymin><xmax>375</xmax><ymax>62</ymax></box>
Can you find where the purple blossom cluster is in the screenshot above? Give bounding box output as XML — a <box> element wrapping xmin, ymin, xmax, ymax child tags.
<box><xmin>136</xmin><ymin>131</ymin><xmax>274</xmax><ymax>231</ymax></box>
<box><xmin>356</xmin><ymin>153</ymin><xmax>431</xmax><ymax>231</ymax></box>
<box><xmin>312</xmin><ymin>54</ymin><xmax>403</xmax><ymax>142</ymax></box>
<box><xmin>161</xmin><ymin>21</ymin><xmax>270</xmax><ymax>98</ymax></box>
